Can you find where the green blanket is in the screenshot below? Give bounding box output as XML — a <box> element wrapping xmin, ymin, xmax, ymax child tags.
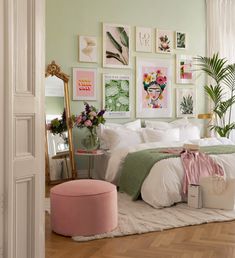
<box><xmin>118</xmin><ymin>145</ymin><xmax>235</xmax><ymax>200</ymax></box>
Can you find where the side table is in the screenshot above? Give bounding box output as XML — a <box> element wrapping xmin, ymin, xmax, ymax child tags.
<box><xmin>75</xmin><ymin>150</ymin><xmax>104</xmax><ymax>179</ymax></box>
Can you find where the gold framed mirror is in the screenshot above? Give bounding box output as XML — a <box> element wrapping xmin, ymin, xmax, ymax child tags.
<box><xmin>45</xmin><ymin>61</ymin><xmax>76</xmax><ymax>184</ymax></box>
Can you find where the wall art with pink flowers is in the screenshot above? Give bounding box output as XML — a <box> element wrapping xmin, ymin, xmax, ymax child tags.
<box><xmin>136</xmin><ymin>58</ymin><xmax>172</xmax><ymax>118</ymax></box>
<box><xmin>156</xmin><ymin>29</ymin><xmax>173</xmax><ymax>54</ymax></box>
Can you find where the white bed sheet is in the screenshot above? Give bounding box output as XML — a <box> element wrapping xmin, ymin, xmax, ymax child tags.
<box><xmin>105</xmin><ymin>137</ymin><xmax>235</xmax><ymax>208</ymax></box>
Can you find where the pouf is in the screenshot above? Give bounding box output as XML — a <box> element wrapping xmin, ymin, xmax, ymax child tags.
<box><xmin>50</xmin><ymin>179</ymin><xmax>118</xmax><ymax>237</ymax></box>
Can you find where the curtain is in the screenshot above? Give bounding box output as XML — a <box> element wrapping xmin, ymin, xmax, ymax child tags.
<box><xmin>206</xmin><ymin>0</ymin><xmax>235</xmax><ymax>141</ymax></box>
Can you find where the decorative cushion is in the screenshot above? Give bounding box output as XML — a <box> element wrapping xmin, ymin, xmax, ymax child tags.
<box><xmin>142</xmin><ymin>127</ymin><xmax>180</xmax><ymax>143</ymax></box>
<box><xmin>50</xmin><ymin>180</ymin><xmax>118</xmax><ymax>236</ymax></box>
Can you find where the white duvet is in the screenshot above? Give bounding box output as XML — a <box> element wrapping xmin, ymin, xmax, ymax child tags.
<box><xmin>105</xmin><ymin>137</ymin><xmax>235</xmax><ymax>208</ymax></box>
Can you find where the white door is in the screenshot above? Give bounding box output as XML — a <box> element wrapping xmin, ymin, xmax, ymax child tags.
<box><xmin>3</xmin><ymin>0</ymin><xmax>45</xmax><ymax>257</ymax></box>
<box><xmin>0</xmin><ymin>0</ymin><xmax>4</xmax><ymax>257</ymax></box>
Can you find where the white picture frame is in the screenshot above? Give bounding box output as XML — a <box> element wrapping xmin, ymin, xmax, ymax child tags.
<box><xmin>72</xmin><ymin>67</ymin><xmax>97</xmax><ymax>101</ymax></box>
<box><xmin>103</xmin><ymin>74</ymin><xmax>131</xmax><ymax>118</ymax></box>
<box><xmin>176</xmin><ymin>87</ymin><xmax>196</xmax><ymax>118</ymax></box>
<box><xmin>135</xmin><ymin>27</ymin><xmax>152</xmax><ymax>52</ymax></box>
<box><xmin>176</xmin><ymin>55</ymin><xmax>195</xmax><ymax>84</ymax></box>
<box><xmin>136</xmin><ymin>57</ymin><xmax>172</xmax><ymax>118</ymax></box>
<box><xmin>103</xmin><ymin>23</ymin><xmax>131</xmax><ymax>68</ymax></box>
<box><xmin>156</xmin><ymin>29</ymin><xmax>174</xmax><ymax>54</ymax></box>
<box><xmin>78</xmin><ymin>35</ymin><xmax>97</xmax><ymax>63</ymax></box>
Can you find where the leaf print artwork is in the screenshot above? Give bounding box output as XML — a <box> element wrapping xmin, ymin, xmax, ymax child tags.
<box><xmin>103</xmin><ymin>74</ymin><xmax>131</xmax><ymax>118</ymax></box>
<box><xmin>79</xmin><ymin>36</ymin><xmax>97</xmax><ymax>63</ymax></box>
<box><xmin>103</xmin><ymin>24</ymin><xmax>131</xmax><ymax>68</ymax></box>
<box><xmin>177</xmin><ymin>88</ymin><xmax>196</xmax><ymax>118</ymax></box>
<box><xmin>176</xmin><ymin>31</ymin><xmax>187</xmax><ymax>49</ymax></box>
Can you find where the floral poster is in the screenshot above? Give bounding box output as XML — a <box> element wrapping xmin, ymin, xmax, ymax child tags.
<box><xmin>136</xmin><ymin>27</ymin><xmax>152</xmax><ymax>52</ymax></box>
<box><xmin>136</xmin><ymin>58</ymin><xmax>172</xmax><ymax>118</ymax></box>
<box><xmin>176</xmin><ymin>55</ymin><xmax>195</xmax><ymax>84</ymax></box>
<box><xmin>73</xmin><ymin>68</ymin><xmax>97</xmax><ymax>100</ymax></box>
<box><xmin>175</xmin><ymin>31</ymin><xmax>187</xmax><ymax>49</ymax></box>
<box><xmin>156</xmin><ymin>29</ymin><xmax>173</xmax><ymax>54</ymax></box>
<box><xmin>79</xmin><ymin>36</ymin><xmax>97</xmax><ymax>63</ymax></box>
<box><xmin>103</xmin><ymin>23</ymin><xmax>131</xmax><ymax>68</ymax></box>
<box><xmin>103</xmin><ymin>74</ymin><xmax>131</xmax><ymax>118</ymax></box>
<box><xmin>176</xmin><ymin>88</ymin><xmax>196</xmax><ymax>117</ymax></box>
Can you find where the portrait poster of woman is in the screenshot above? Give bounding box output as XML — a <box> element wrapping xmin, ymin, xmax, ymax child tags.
<box><xmin>136</xmin><ymin>58</ymin><xmax>172</xmax><ymax>118</ymax></box>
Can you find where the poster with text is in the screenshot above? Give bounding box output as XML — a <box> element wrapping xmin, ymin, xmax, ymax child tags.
<box><xmin>73</xmin><ymin>68</ymin><xmax>97</xmax><ymax>100</ymax></box>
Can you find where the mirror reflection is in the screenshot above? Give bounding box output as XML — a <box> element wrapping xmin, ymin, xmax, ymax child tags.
<box><xmin>45</xmin><ymin>62</ymin><xmax>76</xmax><ymax>184</ymax></box>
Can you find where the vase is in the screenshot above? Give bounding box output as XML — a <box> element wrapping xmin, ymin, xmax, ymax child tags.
<box><xmin>81</xmin><ymin>127</ymin><xmax>99</xmax><ymax>150</ymax></box>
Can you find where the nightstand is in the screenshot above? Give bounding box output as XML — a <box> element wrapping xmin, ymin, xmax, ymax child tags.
<box><xmin>75</xmin><ymin>150</ymin><xmax>104</xmax><ymax>178</ymax></box>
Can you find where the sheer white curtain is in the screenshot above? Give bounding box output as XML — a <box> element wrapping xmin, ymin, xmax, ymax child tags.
<box><xmin>206</xmin><ymin>0</ymin><xmax>235</xmax><ymax>141</ymax></box>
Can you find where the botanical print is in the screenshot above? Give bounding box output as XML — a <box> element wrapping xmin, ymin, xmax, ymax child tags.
<box><xmin>175</xmin><ymin>31</ymin><xmax>187</xmax><ymax>49</ymax></box>
<box><xmin>136</xmin><ymin>58</ymin><xmax>172</xmax><ymax>118</ymax></box>
<box><xmin>73</xmin><ymin>68</ymin><xmax>97</xmax><ymax>100</ymax></box>
<box><xmin>156</xmin><ymin>29</ymin><xmax>173</xmax><ymax>53</ymax></box>
<box><xmin>176</xmin><ymin>88</ymin><xmax>196</xmax><ymax>117</ymax></box>
<box><xmin>103</xmin><ymin>23</ymin><xmax>130</xmax><ymax>68</ymax></box>
<box><xmin>103</xmin><ymin>74</ymin><xmax>131</xmax><ymax>118</ymax></box>
<box><xmin>176</xmin><ymin>55</ymin><xmax>195</xmax><ymax>84</ymax></box>
<box><xmin>79</xmin><ymin>36</ymin><xmax>97</xmax><ymax>63</ymax></box>
<box><xmin>136</xmin><ymin>27</ymin><xmax>152</xmax><ymax>52</ymax></box>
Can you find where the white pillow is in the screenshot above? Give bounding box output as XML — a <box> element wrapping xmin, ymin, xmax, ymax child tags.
<box><xmin>145</xmin><ymin>120</ymin><xmax>173</xmax><ymax>130</ymax></box>
<box><xmin>170</xmin><ymin>118</ymin><xmax>190</xmax><ymax>127</ymax></box>
<box><xmin>142</xmin><ymin>128</ymin><xmax>180</xmax><ymax>143</ymax></box>
<box><xmin>101</xmin><ymin>128</ymin><xmax>144</xmax><ymax>150</ymax></box>
<box><xmin>179</xmin><ymin>124</ymin><xmax>200</xmax><ymax>141</ymax></box>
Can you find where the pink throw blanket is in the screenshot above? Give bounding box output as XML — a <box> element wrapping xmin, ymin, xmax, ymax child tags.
<box><xmin>161</xmin><ymin>149</ymin><xmax>224</xmax><ymax>194</ymax></box>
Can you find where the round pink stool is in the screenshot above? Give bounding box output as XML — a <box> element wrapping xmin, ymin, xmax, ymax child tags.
<box><xmin>50</xmin><ymin>179</ymin><xmax>118</xmax><ymax>237</ymax></box>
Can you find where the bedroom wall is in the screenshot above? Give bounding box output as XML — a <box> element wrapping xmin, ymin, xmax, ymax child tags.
<box><xmin>46</xmin><ymin>0</ymin><xmax>206</xmax><ymax>170</ymax></box>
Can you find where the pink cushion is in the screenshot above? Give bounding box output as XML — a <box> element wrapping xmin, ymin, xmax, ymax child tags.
<box><xmin>50</xmin><ymin>179</ymin><xmax>117</xmax><ymax>237</ymax></box>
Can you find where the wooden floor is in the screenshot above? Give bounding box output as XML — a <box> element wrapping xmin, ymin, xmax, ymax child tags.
<box><xmin>45</xmin><ymin>186</ymin><xmax>235</xmax><ymax>258</ymax></box>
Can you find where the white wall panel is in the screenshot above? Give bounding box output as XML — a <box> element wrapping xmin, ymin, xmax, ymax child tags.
<box><xmin>15</xmin><ymin>115</ymin><xmax>35</xmax><ymax>158</ymax></box>
<box><xmin>14</xmin><ymin>177</ymin><xmax>34</xmax><ymax>258</ymax></box>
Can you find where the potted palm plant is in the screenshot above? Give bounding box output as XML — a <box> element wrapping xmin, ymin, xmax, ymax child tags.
<box><xmin>196</xmin><ymin>53</ymin><xmax>235</xmax><ymax>138</ymax></box>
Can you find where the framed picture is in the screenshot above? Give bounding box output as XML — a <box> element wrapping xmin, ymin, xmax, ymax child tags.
<box><xmin>78</xmin><ymin>36</ymin><xmax>97</xmax><ymax>63</ymax></box>
<box><xmin>103</xmin><ymin>74</ymin><xmax>131</xmax><ymax>118</ymax></box>
<box><xmin>176</xmin><ymin>88</ymin><xmax>196</xmax><ymax>117</ymax></box>
<box><xmin>136</xmin><ymin>27</ymin><xmax>152</xmax><ymax>52</ymax></box>
<box><xmin>103</xmin><ymin>23</ymin><xmax>131</xmax><ymax>68</ymax></box>
<box><xmin>176</xmin><ymin>55</ymin><xmax>195</xmax><ymax>84</ymax></box>
<box><xmin>156</xmin><ymin>29</ymin><xmax>173</xmax><ymax>54</ymax></box>
<box><xmin>136</xmin><ymin>58</ymin><xmax>172</xmax><ymax>118</ymax></box>
<box><xmin>73</xmin><ymin>68</ymin><xmax>97</xmax><ymax>100</ymax></box>
<box><xmin>175</xmin><ymin>31</ymin><xmax>187</xmax><ymax>49</ymax></box>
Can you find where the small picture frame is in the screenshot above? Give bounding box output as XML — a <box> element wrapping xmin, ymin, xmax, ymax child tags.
<box><xmin>103</xmin><ymin>23</ymin><xmax>131</xmax><ymax>68</ymax></box>
<box><xmin>176</xmin><ymin>55</ymin><xmax>195</xmax><ymax>84</ymax></box>
<box><xmin>103</xmin><ymin>74</ymin><xmax>131</xmax><ymax>118</ymax></box>
<box><xmin>135</xmin><ymin>27</ymin><xmax>152</xmax><ymax>52</ymax></box>
<box><xmin>78</xmin><ymin>36</ymin><xmax>97</xmax><ymax>63</ymax></box>
<box><xmin>176</xmin><ymin>88</ymin><xmax>196</xmax><ymax>118</ymax></box>
<box><xmin>156</xmin><ymin>29</ymin><xmax>174</xmax><ymax>54</ymax></box>
<box><xmin>175</xmin><ymin>31</ymin><xmax>187</xmax><ymax>49</ymax></box>
<box><xmin>73</xmin><ymin>68</ymin><xmax>97</xmax><ymax>100</ymax></box>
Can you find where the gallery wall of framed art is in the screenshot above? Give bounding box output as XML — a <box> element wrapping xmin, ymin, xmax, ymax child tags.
<box><xmin>46</xmin><ymin>0</ymin><xmax>206</xmax><ymax>123</ymax></box>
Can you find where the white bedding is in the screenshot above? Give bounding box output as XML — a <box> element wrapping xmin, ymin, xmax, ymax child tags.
<box><xmin>105</xmin><ymin>137</ymin><xmax>235</xmax><ymax>208</ymax></box>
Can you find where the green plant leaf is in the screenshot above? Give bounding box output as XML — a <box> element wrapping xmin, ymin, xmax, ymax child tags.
<box><xmin>117</xmin><ymin>27</ymin><xmax>129</xmax><ymax>48</ymax></box>
<box><xmin>106</xmin><ymin>51</ymin><xmax>125</xmax><ymax>64</ymax></box>
<box><xmin>106</xmin><ymin>31</ymin><xmax>122</xmax><ymax>53</ymax></box>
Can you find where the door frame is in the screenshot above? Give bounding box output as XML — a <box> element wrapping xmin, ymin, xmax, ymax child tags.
<box><xmin>2</xmin><ymin>0</ymin><xmax>45</xmax><ymax>257</ymax></box>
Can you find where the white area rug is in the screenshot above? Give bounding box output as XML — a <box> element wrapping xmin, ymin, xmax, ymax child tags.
<box><xmin>45</xmin><ymin>193</ymin><xmax>235</xmax><ymax>242</ymax></box>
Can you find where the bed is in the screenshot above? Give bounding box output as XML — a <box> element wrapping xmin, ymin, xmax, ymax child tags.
<box><xmin>98</xmin><ymin>119</ymin><xmax>235</xmax><ymax>208</ymax></box>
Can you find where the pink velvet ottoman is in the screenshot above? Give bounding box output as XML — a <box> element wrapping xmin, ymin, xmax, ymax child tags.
<box><xmin>50</xmin><ymin>179</ymin><xmax>118</xmax><ymax>237</ymax></box>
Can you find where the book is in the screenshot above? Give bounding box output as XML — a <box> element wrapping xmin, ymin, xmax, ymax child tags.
<box><xmin>76</xmin><ymin>149</ymin><xmax>102</xmax><ymax>154</ymax></box>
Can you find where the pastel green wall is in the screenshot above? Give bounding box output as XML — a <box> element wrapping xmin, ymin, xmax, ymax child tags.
<box><xmin>46</xmin><ymin>0</ymin><xmax>206</xmax><ymax>169</ymax></box>
<box><xmin>46</xmin><ymin>97</ymin><xmax>64</xmax><ymax>114</ymax></box>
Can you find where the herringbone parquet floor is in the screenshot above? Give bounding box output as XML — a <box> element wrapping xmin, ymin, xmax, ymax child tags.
<box><xmin>45</xmin><ymin>211</ymin><xmax>235</xmax><ymax>258</ymax></box>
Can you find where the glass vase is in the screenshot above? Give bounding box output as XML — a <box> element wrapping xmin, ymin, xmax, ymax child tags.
<box><xmin>81</xmin><ymin>127</ymin><xmax>99</xmax><ymax>151</ymax></box>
